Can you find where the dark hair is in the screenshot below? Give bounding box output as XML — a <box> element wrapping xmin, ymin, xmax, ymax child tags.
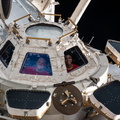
<box><xmin>64</xmin><ymin>52</ymin><xmax>75</xmax><ymax>64</ymax></box>
<box><xmin>64</xmin><ymin>52</ymin><xmax>73</xmax><ymax>58</ymax></box>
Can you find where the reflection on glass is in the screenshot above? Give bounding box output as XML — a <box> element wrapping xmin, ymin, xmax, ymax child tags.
<box><xmin>64</xmin><ymin>46</ymin><xmax>88</xmax><ymax>73</ymax></box>
<box><xmin>20</xmin><ymin>52</ymin><xmax>52</xmax><ymax>76</ymax></box>
<box><xmin>26</xmin><ymin>24</ymin><xmax>63</xmax><ymax>39</ymax></box>
<box><xmin>0</xmin><ymin>40</ymin><xmax>15</xmax><ymax>67</ymax></box>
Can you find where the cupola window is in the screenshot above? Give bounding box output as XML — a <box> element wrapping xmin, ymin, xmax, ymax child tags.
<box><xmin>0</xmin><ymin>40</ymin><xmax>15</xmax><ymax>67</ymax></box>
<box><xmin>20</xmin><ymin>52</ymin><xmax>52</xmax><ymax>76</ymax></box>
<box><xmin>64</xmin><ymin>46</ymin><xmax>88</xmax><ymax>72</ymax></box>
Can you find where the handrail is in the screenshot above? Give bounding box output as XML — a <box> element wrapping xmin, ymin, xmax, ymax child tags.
<box><xmin>56</xmin><ymin>29</ymin><xmax>77</xmax><ymax>44</ymax></box>
<box><xmin>67</xmin><ymin>17</ymin><xmax>78</xmax><ymax>29</ymax></box>
<box><xmin>26</xmin><ymin>37</ymin><xmax>52</xmax><ymax>46</ymax></box>
<box><xmin>12</xmin><ymin>27</ymin><xmax>22</xmax><ymax>39</ymax></box>
<box><xmin>12</xmin><ymin>27</ymin><xmax>19</xmax><ymax>34</ymax></box>
<box><xmin>37</xmin><ymin>13</ymin><xmax>62</xmax><ymax>21</ymax></box>
<box><xmin>13</xmin><ymin>14</ymin><xmax>32</xmax><ymax>27</ymax></box>
<box><xmin>14</xmin><ymin>14</ymin><xmax>31</xmax><ymax>22</ymax></box>
<box><xmin>38</xmin><ymin>13</ymin><xmax>61</xmax><ymax>17</ymax></box>
<box><xmin>59</xmin><ymin>29</ymin><xmax>77</xmax><ymax>40</ymax></box>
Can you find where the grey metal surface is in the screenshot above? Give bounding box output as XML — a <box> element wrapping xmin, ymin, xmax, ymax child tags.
<box><xmin>0</xmin><ymin>0</ymin><xmax>46</xmax><ymax>42</ymax></box>
<box><xmin>109</xmin><ymin>64</ymin><xmax>120</xmax><ymax>80</ymax></box>
<box><xmin>5</xmin><ymin>0</ymin><xmax>45</xmax><ymax>24</ymax></box>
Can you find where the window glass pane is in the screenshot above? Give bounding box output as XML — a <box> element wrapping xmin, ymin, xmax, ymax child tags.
<box><xmin>64</xmin><ymin>46</ymin><xmax>88</xmax><ymax>73</ymax></box>
<box><xmin>26</xmin><ymin>24</ymin><xmax>63</xmax><ymax>39</ymax></box>
<box><xmin>20</xmin><ymin>52</ymin><xmax>52</xmax><ymax>76</ymax></box>
<box><xmin>0</xmin><ymin>40</ymin><xmax>15</xmax><ymax>67</ymax></box>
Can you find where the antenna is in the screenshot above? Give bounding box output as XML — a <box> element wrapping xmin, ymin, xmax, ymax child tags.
<box><xmin>88</xmin><ymin>36</ymin><xmax>94</xmax><ymax>45</ymax></box>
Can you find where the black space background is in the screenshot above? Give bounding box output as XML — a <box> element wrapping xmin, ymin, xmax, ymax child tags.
<box><xmin>55</xmin><ymin>0</ymin><xmax>120</xmax><ymax>52</ymax></box>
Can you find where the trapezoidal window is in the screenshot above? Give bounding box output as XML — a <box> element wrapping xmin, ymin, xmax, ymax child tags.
<box><xmin>64</xmin><ymin>46</ymin><xmax>88</xmax><ymax>73</ymax></box>
<box><xmin>20</xmin><ymin>52</ymin><xmax>53</xmax><ymax>76</ymax></box>
<box><xmin>0</xmin><ymin>40</ymin><xmax>15</xmax><ymax>67</ymax></box>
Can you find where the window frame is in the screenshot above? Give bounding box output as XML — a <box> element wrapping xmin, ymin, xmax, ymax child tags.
<box><xmin>64</xmin><ymin>46</ymin><xmax>88</xmax><ymax>72</ymax></box>
<box><xmin>20</xmin><ymin>52</ymin><xmax>53</xmax><ymax>76</ymax></box>
<box><xmin>0</xmin><ymin>40</ymin><xmax>15</xmax><ymax>67</ymax></box>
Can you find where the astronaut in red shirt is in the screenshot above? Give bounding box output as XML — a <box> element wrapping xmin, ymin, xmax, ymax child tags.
<box><xmin>65</xmin><ymin>53</ymin><xmax>79</xmax><ymax>72</ymax></box>
<box><xmin>21</xmin><ymin>57</ymin><xmax>50</xmax><ymax>75</ymax></box>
